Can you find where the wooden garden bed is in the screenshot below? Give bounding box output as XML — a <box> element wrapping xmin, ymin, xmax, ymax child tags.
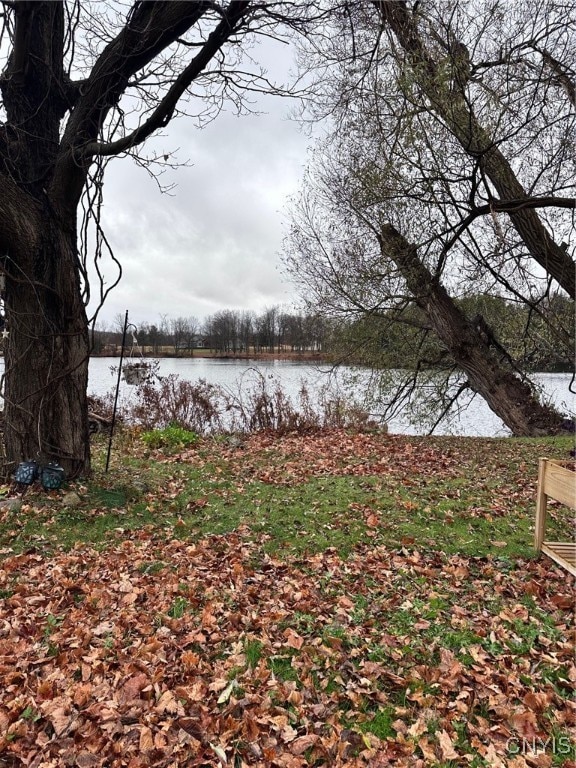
<box><xmin>535</xmin><ymin>458</ymin><xmax>576</xmax><ymax>576</ymax></box>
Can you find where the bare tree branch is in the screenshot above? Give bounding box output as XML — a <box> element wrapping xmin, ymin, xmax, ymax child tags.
<box><xmin>373</xmin><ymin>0</ymin><xmax>576</xmax><ymax>298</ymax></box>
<box><xmin>82</xmin><ymin>2</ymin><xmax>252</xmax><ymax>158</ymax></box>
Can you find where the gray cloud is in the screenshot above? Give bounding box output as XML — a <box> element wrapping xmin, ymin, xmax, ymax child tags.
<box><xmin>92</xmin><ymin>42</ymin><xmax>310</xmax><ymax>329</ymax></box>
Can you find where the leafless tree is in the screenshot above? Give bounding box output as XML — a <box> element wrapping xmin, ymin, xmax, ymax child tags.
<box><xmin>286</xmin><ymin>0</ymin><xmax>575</xmax><ymax>434</ymax></box>
<box><xmin>0</xmin><ymin>0</ymin><xmax>325</xmax><ymax>476</ymax></box>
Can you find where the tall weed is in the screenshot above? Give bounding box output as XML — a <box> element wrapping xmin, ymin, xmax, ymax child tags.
<box><xmin>95</xmin><ymin>370</ymin><xmax>385</xmax><ymax>435</ymax></box>
<box><xmin>128</xmin><ymin>375</ymin><xmax>224</xmax><ymax>433</ymax></box>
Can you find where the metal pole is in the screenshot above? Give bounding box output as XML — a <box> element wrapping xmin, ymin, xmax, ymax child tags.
<box><xmin>105</xmin><ymin>310</ymin><xmax>129</xmax><ymax>472</ymax></box>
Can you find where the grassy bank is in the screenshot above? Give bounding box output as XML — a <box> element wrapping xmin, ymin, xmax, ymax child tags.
<box><xmin>2</xmin><ymin>430</ymin><xmax>573</xmax><ymax>560</ymax></box>
<box><xmin>0</xmin><ymin>430</ymin><xmax>574</xmax><ymax>766</ymax></box>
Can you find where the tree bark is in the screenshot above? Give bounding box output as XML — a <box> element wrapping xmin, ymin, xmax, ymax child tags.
<box><xmin>0</xmin><ymin>1</ymin><xmax>89</xmax><ymax>478</ymax></box>
<box><xmin>379</xmin><ymin>224</ymin><xmax>566</xmax><ymax>436</ymax></box>
<box><xmin>3</xmin><ymin>212</ymin><xmax>90</xmax><ymax>478</ymax></box>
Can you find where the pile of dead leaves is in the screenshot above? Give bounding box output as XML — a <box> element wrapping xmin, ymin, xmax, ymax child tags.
<box><xmin>0</xmin><ymin>526</ymin><xmax>574</xmax><ymax>767</ymax></box>
<box><xmin>169</xmin><ymin>431</ymin><xmax>547</xmax><ymax>498</ymax></box>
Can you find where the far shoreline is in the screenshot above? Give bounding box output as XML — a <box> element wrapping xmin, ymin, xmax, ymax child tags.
<box><xmin>90</xmin><ymin>349</ymin><xmax>329</xmax><ymax>363</ymax></box>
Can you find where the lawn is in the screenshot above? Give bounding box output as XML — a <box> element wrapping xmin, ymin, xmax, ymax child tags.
<box><xmin>0</xmin><ymin>429</ymin><xmax>574</xmax><ymax>766</ymax></box>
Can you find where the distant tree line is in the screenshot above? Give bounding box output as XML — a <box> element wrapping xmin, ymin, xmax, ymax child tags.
<box><xmin>91</xmin><ymin>307</ymin><xmax>331</xmax><ymax>356</ymax></box>
<box><xmin>91</xmin><ymin>293</ymin><xmax>572</xmax><ymax>373</ymax></box>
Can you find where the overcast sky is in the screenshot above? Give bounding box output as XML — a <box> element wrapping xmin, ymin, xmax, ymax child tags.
<box><xmin>92</xmin><ymin>38</ymin><xmax>313</xmax><ymax>330</ymax></box>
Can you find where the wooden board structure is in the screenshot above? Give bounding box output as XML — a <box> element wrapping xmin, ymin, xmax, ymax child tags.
<box><xmin>535</xmin><ymin>458</ymin><xmax>576</xmax><ymax>577</ymax></box>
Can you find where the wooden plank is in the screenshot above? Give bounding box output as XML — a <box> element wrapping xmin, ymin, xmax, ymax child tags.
<box><xmin>541</xmin><ymin>544</ymin><xmax>576</xmax><ymax>577</ymax></box>
<box><xmin>542</xmin><ymin>460</ymin><xmax>576</xmax><ymax>510</ymax></box>
<box><xmin>544</xmin><ymin>542</ymin><xmax>576</xmax><ymax>562</ymax></box>
<box><xmin>535</xmin><ymin>457</ymin><xmax>548</xmax><ymax>552</ymax></box>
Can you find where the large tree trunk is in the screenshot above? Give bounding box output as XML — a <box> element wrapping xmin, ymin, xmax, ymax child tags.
<box><xmin>3</xmin><ymin>214</ymin><xmax>90</xmax><ymax>479</ymax></box>
<box><xmin>379</xmin><ymin>224</ymin><xmax>566</xmax><ymax>436</ymax></box>
<box><xmin>0</xmin><ymin>2</ymin><xmax>90</xmax><ymax>478</ymax></box>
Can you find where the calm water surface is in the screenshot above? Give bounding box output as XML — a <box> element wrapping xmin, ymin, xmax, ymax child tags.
<box><xmin>88</xmin><ymin>357</ymin><xmax>575</xmax><ymax>437</ymax></box>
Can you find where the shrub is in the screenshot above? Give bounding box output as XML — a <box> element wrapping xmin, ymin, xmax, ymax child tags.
<box><xmin>141</xmin><ymin>424</ymin><xmax>199</xmax><ymax>450</ymax></box>
<box><xmin>128</xmin><ymin>375</ymin><xmax>224</xmax><ymax>433</ymax></box>
<box><xmin>225</xmin><ymin>371</ymin><xmax>384</xmax><ymax>434</ymax></box>
<box><xmin>316</xmin><ymin>387</ymin><xmax>384</xmax><ymax>432</ymax></box>
<box><xmin>223</xmin><ymin>372</ymin><xmax>320</xmax><ymax>434</ymax></box>
<box><xmin>121</xmin><ymin>370</ymin><xmax>385</xmax><ymax>436</ymax></box>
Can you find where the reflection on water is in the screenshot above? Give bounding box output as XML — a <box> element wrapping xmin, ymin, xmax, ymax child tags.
<box><xmin>87</xmin><ymin>357</ymin><xmax>575</xmax><ymax>438</ymax></box>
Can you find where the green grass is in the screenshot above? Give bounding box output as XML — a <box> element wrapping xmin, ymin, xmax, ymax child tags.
<box><xmin>0</xmin><ymin>502</ymin><xmax>160</xmax><ymax>554</ymax></box>
<box><xmin>0</xmin><ymin>433</ymin><xmax>572</xmax><ymax>561</ymax></box>
<box><xmin>244</xmin><ymin>639</ymin><xmax>264</xmax><ymax>668</ymax></box>
<box><xmin>137</xmin><ymin>560</ymin><xmax>166</xmax><ymax>575</ymax></box>
<box><xmin>359</xmin><ymin>706</ymin><xmax>398</xmax><ymax>739</ymax></box>
<box><xmin>142</xmin><ymin>424</ymin><xmax>199</xmax><ymax>451</ymax></box>
<box><xmin>167</xmin><ymin>596</ymin><xmax>188</xmax><ymax>618</ymax></box>
<box><xmin>269</xmin><ymin>655</ymin><xmax>300</xmax><ymax>683</ymax></box>
<box><xmin>92</xmin><ymin>487</ymin><xmax>130</xmax><ymax>507</ymax></box>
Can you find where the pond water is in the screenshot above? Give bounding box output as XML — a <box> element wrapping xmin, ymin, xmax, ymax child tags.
<box><xmin>88</xmin><ymin>356</ymin><xmax>575</xmax><ymax>437</ymax></box>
